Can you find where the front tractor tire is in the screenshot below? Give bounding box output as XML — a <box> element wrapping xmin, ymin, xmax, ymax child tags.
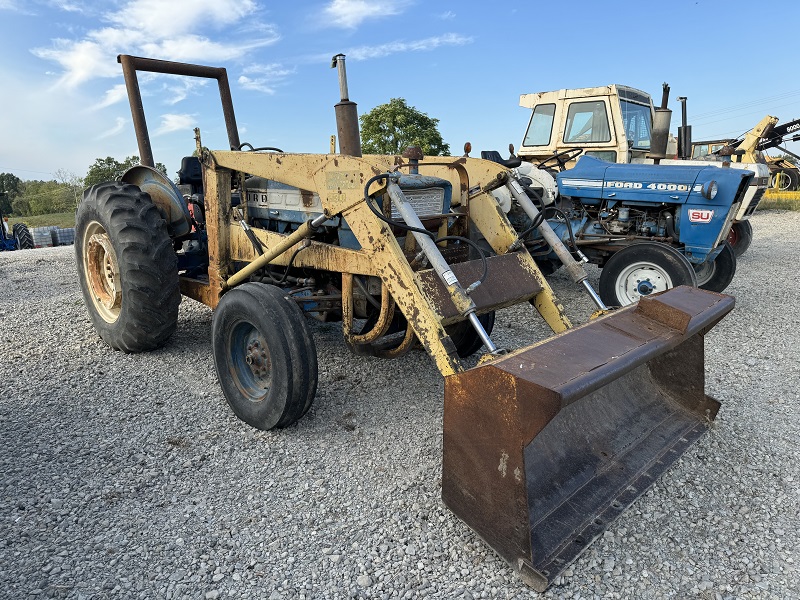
<box><xmin>598</xmin><ymin>242</ymin><xmax>697</xmax><ymax>307</ymax></box>
<box><xmin>75</xmin><ymin>181</ymin><xmax>180</xmax><ymax>352</ymax></box>
<box><xmin>12</xmin><ymin>223</ymin><xmax>34</xmax><ymax>250</ymax></box>
<box><xmin>212</xmin><ymin>283</ymin><xmax>318</xmax><ymax>431</ymax></box>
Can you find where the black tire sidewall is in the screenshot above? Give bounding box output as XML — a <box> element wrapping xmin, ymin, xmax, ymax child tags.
<box><xmin>696</xmin><ymin>242</ymin><xmax>736</xmax><ymax>293</ymax></box>
<box><xmin>12</xmin><ymin>223</ymin><xmax>34</xmax><ymax>250</ymax></box>
<box><xmin>727</xmin><ymin>220</ymin><xmax>753</xmax><ymax>258</ymax></box>
<box><xmin>211</xmin><ymin>283</ymin><xmax>318</xmax><ymax>430</ymax></box>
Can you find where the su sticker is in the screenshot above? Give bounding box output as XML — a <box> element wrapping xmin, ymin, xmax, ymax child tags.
<box><xmin>688</xmin><ymin>209</ymin><xmax>714</xmax><ymax>223</ymax></box>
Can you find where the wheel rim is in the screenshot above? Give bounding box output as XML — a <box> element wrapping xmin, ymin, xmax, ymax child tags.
<box><xmin>693</xmin><ymin>260</ymin><xmax>716</xmax><ymax>287</ymax></box>
<box><xmin>83</xmin><ymin>221</ymin><xmax>122</xmax><ymax>323</ymax></box>
<box><xmin>773</xmin><ymin>172</ymin><xmax>792</xmax><ymax>191</ymax></box>
<box><xmin>229</xmin><ymin>321</ymin><xmax>273</xmax><ymax>402</ymax></box>
<box><xmin>726</xmin><ymin>227</ymin><xmax>738</xmax><ymax>247</ymax></box>
<box><xmin>615</xmin><ymin>261</ymin><xmax>674</xmax><ymax>305</ymax></box>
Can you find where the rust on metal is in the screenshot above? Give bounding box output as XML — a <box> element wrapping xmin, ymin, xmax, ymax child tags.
<box><xmin>416</xmin><ymin>253</ymin><xmax>543</xmax><ymax>322</ymax></box>
<box><xmin>178</xmin><ymin>276</ymin><xmax>218</xmax><ymax>308</ymax></box>
<box><xmin>118</xmin><ymin>55</ymin><xmax>240</xmax><ymax>167</ymax></box>
<box><xmin>442</xmin><ymin>286</ymin><xmax>734</xmax><ymax>590</ymax></box>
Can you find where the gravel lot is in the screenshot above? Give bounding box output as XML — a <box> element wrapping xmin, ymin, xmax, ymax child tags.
<box><xmin>1</xmin><ymin>210</ymin><xmax>798</xmax><ymax>600</ymax></box>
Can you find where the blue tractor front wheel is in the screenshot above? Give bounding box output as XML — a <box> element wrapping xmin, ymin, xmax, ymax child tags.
<box><xmin>598</xmin><ymin>242</ymin><xmax>697</xmax><ymax>307</ymax></box>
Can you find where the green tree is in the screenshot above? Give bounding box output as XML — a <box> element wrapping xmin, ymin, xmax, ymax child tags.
<box><xmin>19</xmin><ymin>180</ymin><xmax>73</xmax><ymax>215</ymax></box>
<box><xmin>0</xmin><ymin>172</ymin><xmax>23</xmax><ymax>215</ymax></box>
<box><xmin>54</xmin><ymin>169</ymin><xmax>84</xmax><ymax>210</ymax></box>
<box><xmin>84</xmin><ymin>156</ymin><xmax>168</xmax><ymax>187</ymax></box>
<box><xmin>359</xmin><ymin>98</ymin><xmax>450</xmax><ymax>156</ymax></box>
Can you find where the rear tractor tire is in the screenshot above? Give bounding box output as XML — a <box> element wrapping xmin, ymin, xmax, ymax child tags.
<box><xmin>693</xmin><ymin>242</ymin><xmax>736</xmax><ymax>293</ymax></box>
<box><xmin>212</xmin><ymin>283</ymin><xmax>318</xmax><ymax>430</ymax></box>
<box><xmin>75</xmin><ymin>181</ymin><xmax>180</xmax><ymax>352</ymax></box>
<box><xmin>598</xmin><ymin>242</ymin><xmax>697</xmax><ymax>307</ymax></box>
<box><xmin>12</xmin><ymin>223</ymin><xmax>34</xmax><ymax>250</ymax></box>
<box><xmin>726</xmin><ymin>220</ymin><xmax>752</xmax><ymax>258</ymax></box>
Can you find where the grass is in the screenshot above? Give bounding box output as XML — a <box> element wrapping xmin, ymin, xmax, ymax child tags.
<box><xmin>760</xmin><ymin>190</ymin><xmax>800</xmax><ymax>211</ymax></box>
<box><xmin>8</xmin><ymin>212</ymin><xmax>76</xmax><ymax>229</ymax></box>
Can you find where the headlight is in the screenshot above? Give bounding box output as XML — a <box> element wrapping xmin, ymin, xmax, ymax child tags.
<box><xmin>701</xmin><ymin>180</ymin><xmax>718</xmax><ymax>200</ymax></box>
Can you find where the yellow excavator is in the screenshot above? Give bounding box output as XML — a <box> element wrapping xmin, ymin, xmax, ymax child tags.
<box><xmin>75</xmin><ymin>54</ymin><xmax>734</xmax><ymax>591</ymax></box>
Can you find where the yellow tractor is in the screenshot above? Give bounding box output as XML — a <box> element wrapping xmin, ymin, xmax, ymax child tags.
<box><xmin>75</xmin><ymin>54</ymin><xmax>734</xmax><ymax>591</ymax></box>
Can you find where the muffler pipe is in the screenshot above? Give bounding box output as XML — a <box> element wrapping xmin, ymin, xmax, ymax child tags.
<box><xmin>331</xmin><ymin>54</ymin><xmax>362</xmax><ymax>157</ymax></box>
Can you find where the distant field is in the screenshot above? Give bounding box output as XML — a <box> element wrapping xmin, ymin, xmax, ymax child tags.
<box><xmin>760</xmin><ymin>190</ymin><xmax>800</xmax><ymax>211</ymax></box>
<box><xmin>8</xmin><ymin>212</ymin><xmax>76</xmax><ymax>229</ymax></box>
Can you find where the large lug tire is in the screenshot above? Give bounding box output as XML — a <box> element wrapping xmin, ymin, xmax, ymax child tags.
<box><xmin>212</xmin><ymin>283</ymin><xmax>318</xmax><ymax>430</ymax></box>
<box><xmin>75</xmin><ymin>181</ymin><xmax>180</xmax><ymax>352</ymax></box>
<box><xmin>12</xmin><ymin>223</ymin><xmax>34</xmax><ymax>250</ymax></box>
<box><xmin>598</xmin><ymin>242</ymin><xmax>697</xmax><ymax>307</ymax></box>
<box><xmin>726</xmin><ymin>220</ymin><xmax>752</xmax><ymax>258</ymax></box>
<box><xmin>693</xmin><ymin>242</ymin><xmax>736</xmax><ymax>293</ymax></box>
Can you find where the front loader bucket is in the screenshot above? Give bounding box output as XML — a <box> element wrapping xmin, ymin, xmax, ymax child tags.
<box><xmin>442</xmin><ymin>286</ymin><xmax>733</xmax><ymax>591</ymax></box>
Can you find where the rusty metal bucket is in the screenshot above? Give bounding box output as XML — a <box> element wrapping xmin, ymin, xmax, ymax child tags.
<box><xmin>442</xmin><ymin>286</ymin><xmax>733</xmax><ymax>590</ymax></box>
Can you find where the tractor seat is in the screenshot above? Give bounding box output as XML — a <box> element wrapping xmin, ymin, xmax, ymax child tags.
<box><xmin>178</xmin><ymin>156</ymin><xmax>203</xmax><ymax>193</ymax></box>
<box><xmin>481</xmin><ymin>150</ymin><xmax>522</xmax><ymax>169</ymax></box>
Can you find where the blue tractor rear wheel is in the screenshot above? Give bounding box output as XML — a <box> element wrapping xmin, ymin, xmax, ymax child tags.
<box><xmin>693</xmin><ymin>242</ymin><xmax>736</xmax><ymax>293</ymax></box>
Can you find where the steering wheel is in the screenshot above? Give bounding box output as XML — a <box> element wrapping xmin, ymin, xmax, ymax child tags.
<box><xmin>536</xmin><ymin>148</ymin><xmax>584</xmax><ymax>171</ymax></box>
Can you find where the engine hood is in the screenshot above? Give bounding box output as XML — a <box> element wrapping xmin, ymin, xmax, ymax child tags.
<box><xmin>557</xmin><ymin>155</ymin><xmax>752</xmax><ymax>207</ymax></box>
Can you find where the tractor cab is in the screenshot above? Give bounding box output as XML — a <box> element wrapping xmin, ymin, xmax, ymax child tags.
<box><xmin>518</xmin><ymin>84</ymin><xmax>654</xmax><ymax>166</ymax></box>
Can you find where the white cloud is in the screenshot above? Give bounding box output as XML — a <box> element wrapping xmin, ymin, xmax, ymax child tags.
<box><xmin>140</xmin><ymin>33</ymin><xmax>279</xmax><ymax>63</ymax></box>
<box><xmin>108</xmin><ymin>0</ymin><xmax>258</xmax><ymax>39</ymax></box>
<box><xmin>0</xmin><ymin>0</ymin><xmax>33</xmax><ymax>13</ymax></box>
<box><xmin>33</xmin><ymin>39</ymin><xmax>120</xmax><ymax>88</ymax></box>
<box><xmin>238</xmin><ymin>63</ymin><xmax>295</xmax><ymax>95</ymax></box>
<box><xmin>159</xmin><ymin>78</ymin><xmax>209</xmax><ymax>106</ymax></box>
<box><xmin>154</xmin><ymin>113</ymin><xmax>196</xmax><ymax>136</ymax></box>
<box><xmin>322</xmin><ymin>0</ymin><xmax>412</xmax><ymax>29</ymax></box>
<box><xmin>346</xmin><ymin>33</ymin><xmax>472</xmax><ymax>61</ymax></box>
<box><xmin>96</xmin><ymin>117</ymin><xmax>126</xmax><ymax>139</ymax></box>
<box><xmin>31</xmin><ymin>0</ymin><xmax>280</xmax><ymax>90</ymax></box>
<box><xmin>91</xmin><ymin>84</ymin><xmax>129</xmax><ymax>110</ymax></box>
<box><xmin>439</xmin><ymin>11</ymin><xmax>455</xmax><ymax>20</ymax></box>
<box><xmin>52</xmin><ymin>1</ymin><xmax>85</xmax><ymax>12</ymax></box>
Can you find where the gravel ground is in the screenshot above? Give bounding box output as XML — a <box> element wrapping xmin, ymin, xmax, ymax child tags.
<box><xmin>1</xmin><ymin>210</ymin><xmax>798</xmax><ymax>600</ymax></box>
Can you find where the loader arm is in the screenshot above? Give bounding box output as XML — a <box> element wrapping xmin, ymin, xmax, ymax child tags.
<box><xmin>207</xmin><ymin>150</ymin><xmax>569</xmax><ymax>376</ymax></box>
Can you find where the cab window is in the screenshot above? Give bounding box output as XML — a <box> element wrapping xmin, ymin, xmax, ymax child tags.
<box><xmin>523</xmin><ymin>104</ymin><xmax>555</xmax><ymax>146</ymax></box>
<box><xmin>564</xmin><ymin>101</ymin><xmax>611</xmax><ymax>143</ymax></box>
<box><xmin>585</xmin><ymin>150</ymin><xmax>617</xmax><ymax>162</ymax></box>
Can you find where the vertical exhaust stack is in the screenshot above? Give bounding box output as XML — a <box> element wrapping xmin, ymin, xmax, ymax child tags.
<box><xmin>331</xmin><ymin>54</ymin><xmax>362</xmax><ymax>157</ymax></box>
<box><xmin>649</xmin><ymin>83</ymin><xmax>672</xmax><ymax>163</ymax></box>
<box><xmin>677</xmin><ymin>96</ymin><xmax>692</xmax><ymax>159</ymax></box>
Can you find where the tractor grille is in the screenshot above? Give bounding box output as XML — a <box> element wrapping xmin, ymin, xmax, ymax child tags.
<box><xmin>392</xmin><ymin>187</ymin><xmax>446</xmax><ymax>220</ymax></box>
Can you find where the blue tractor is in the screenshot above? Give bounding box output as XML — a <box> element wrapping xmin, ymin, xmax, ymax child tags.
<box><xmin>484</xmin><ymin>152</ymin><xmax>751</xmax><ymax>306</ymax></box>
<box><xmin>0</xmin><ymin>210</ymin><xmax>34</xmax><ymax>252</ymax></box>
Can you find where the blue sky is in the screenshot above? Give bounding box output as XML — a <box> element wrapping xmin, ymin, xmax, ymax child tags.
<box><xmin>1</xmin><ymin>0</ymin><xmax>799</xmax><ymax>182</ymax></box>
